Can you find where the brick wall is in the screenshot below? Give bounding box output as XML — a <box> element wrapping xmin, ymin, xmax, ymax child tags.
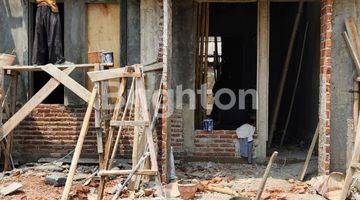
<box><xmin>318</xmin><ymin>0</ymin><xmax>333</xmax><ymax>175</ymax></box>
<box><xmin>170</xmin><ymin>109</ymin><xmax>184</xmax><ymax>155</ymax></box>
<box><xmin>13</xmin><ymin>104</ymin><xmax>146</xmax><ymax>162</ymax></box>
<box><xmin>194</xmin><ymin>130</ymin><xmax>238</xmax><ymax>158</ymax></box>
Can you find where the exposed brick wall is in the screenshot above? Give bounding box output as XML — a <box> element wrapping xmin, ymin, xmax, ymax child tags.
<box><xmin>13</xmin><ymin>104</ymin><xmax>150</xmax><ymax>162</ymax></box>
<box><xmin>194</xmin><ymin>130</ymin><xmax>238</xmax><ymax>158</ymax></box>
<box><xmin>318</xmin><ymin>0</ymin><xmax>333</xmax><ymax>175</ymax></box>
<box><xmin>170</xmin><ymin>109</ymin><xmax>184</xmax><ymax>156</ymax></box>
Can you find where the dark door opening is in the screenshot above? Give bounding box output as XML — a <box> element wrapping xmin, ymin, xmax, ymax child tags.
<box><xmin>269</xmin><ymin>2</ymin><xmax>320</xmax><ymax>149</ymax></box>
<box><xmin>202</xmin><ymin>3</ymin><xmax>257</xmax><ymax>130</ymax></box>
<box><xmin>30</xmin><ymin>3</ymin><xmax>65</xmax><ymax>104</ymax></box>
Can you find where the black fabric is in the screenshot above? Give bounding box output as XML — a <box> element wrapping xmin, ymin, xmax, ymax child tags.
<box><xmin>32</xmin><ymin>5</ymin><xmax>64</xmax><ymax>65</ymax></box>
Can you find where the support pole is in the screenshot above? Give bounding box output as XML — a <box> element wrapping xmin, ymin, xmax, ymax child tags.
<box><xmin>61</xmin><ymin>87</ymin><xmax>98</xmax><ymax>200</ymax></box>
<box><xmin>268</xmin><ymin>0</ymin><xmax>304</xmax><ymax>146</ymax></box>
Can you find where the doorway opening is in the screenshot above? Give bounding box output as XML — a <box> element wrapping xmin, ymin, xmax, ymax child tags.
<box><xmin>269</xmin><ymin>2</ymin><xmax>320</xmax><ymax>151</ymax></box>
<box><xmin>196</xmin><ymin>3</ymin><xmax>257</xmax><ymax>130</ymax></box>
<box><xmin>30</xmin><ymin>3</ymin><xmax>65</xmax><ymax>104</ymax></box>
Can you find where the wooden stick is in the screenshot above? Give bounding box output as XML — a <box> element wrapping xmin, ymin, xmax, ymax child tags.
<box><xmin>299</xmin><ymin>123</ymin><xmax>319</xmax><ymax>181</ymax></box>
<box><xmin>280</xmin><ymin>22</ymin><xmax>309</xmax><ymax>147</ymax></box>
<box><xmin>340</xmin><ymin>113</ymin><xmax>360</xmax><ymax>200</ymax></box>
<box><xmin>255</xmin><ymin>151</ymin><xmax>278</xmax><ymax>200</ymax></box>
<box><xmin>108</xmin><ymin>78</ymin><xmax>135</xmax><ymax>169</ymax></box>
<box><xmin>268</xmin><ymin>0</ymin><xmax>304</xmax><ymax>146</ymax></box>
<box><xmin>61</xmin><ymin>87</ymin><xmax>98</xmax><ymax>200</ymax></box>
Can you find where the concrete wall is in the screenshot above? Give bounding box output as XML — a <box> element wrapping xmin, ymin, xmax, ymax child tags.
<box><xmin>0</xmin><ymin>0</ymin><xmax>29</xmax><ymax>104</ymax></box>
<box><xmin>140</xmin><ymin>0</ymin><xmax>163</xmax><ymax>107</ymax></box>
<box><xmin>171</xmin><ymin>0</ymin><xmax>197</xmax><ymax>155</ymax></box>
<box><xmin>329</xmin><ymin>0</ymin><xmax>360</xmax><ymax>172</ymax></box>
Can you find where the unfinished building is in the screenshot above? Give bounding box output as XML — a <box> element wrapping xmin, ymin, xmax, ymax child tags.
<box><xmin>1</xmin><ymin>0</ymin><xmax>360</xmax><ymax>199</ymax></box>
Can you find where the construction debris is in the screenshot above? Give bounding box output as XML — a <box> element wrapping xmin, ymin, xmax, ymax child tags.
<box><xmin>0</xmin><ymin>182</ymin><xmax>22</xmax><ymax>196</ymax></box>
<box><xmin>44</xmin><ymin>173</ymin><xmax>67</xmax><ymax>187</ymax></box>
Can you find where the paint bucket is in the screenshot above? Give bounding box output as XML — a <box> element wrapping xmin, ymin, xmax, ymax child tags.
<box><xmin>202</xmin><ymin>118</ymin><xmax>213</xmax><ymax>132</ymax></box>
<box><xmin>101</xmin><ymin>51</ymin><xmax>114</xmax><ymax>64</ymax></box>
<box><xmin>0</xmin><ymin>54</ymin><xmax>16</xmax><ymax>66</ymax></box>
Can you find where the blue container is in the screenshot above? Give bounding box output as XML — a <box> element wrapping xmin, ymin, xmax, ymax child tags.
<box><xmin>203</xmin><ymin>118</ymin><xmax>214</xmax><ymax>132</ymax></box>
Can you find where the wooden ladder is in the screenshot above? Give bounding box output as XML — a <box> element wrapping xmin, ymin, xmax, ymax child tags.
<box><xmin>97</xmin><ymin>65</ymin><xmax>162</xmax><ymax>199</ymax></box>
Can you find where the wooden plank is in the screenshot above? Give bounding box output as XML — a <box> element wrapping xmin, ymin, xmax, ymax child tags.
<box><xmin>143</xmin><ymin>62</ymin><xmax>163</xmax><ymax>72</ymax></box>
<box><xmin>343</xmin><ymin>32</ymin><xmax>360</xmax><ymax>75</ymax></box>
<box><xmin>87</xmin><ymin>68</ymin><xmax>141</xmax><ymax>82</ymax></box>
<box><xmin>255</xmin><ymin>151</ymin><xmax>278</xmax><ymax>200</ymax></box>
<box><xmin>110</xmin><ymin>120</ymin><xmax>149</xmax><ymax>127</ymax></box>
<box><xmin>87</xmin><ymin>3</ymin><xmax>120</xmax><ymax>68</ymax></box>
<box><xmin>41</xmin><ymin>65</ymin><xmax>92</xmax><ymax>104</ymax></box>
<box><xmin>0</xmin><ymin>67</ymin><xmax>76</xmax><ymax>140</ymax></box>
<box><xmin>299</xmin><ymin>123</ymin><xmax>319</xmax><ymax>181</ymax></box>
<box><xmin>98</xmin><ymin>169</ymin><xmax>158</xmax><ymax>176</ymax></box>
<box><xmin>256</xmin><ymin>0</ymin><xmax>269</xmax><ymax>160</ymax></box>
<box><xmin>61</xmin><ymin>87</ymin><xmax>98</xmax><ymax>200</ymax></box>
<box><xmin>1</xmin><ymin>63</ymin><xmax>112</xmax><ymax>72</ymax></box>
<box><xmin>87</xmin><ymin>3</ymin><xmax>120</xmax><ymax>98</ymax></box>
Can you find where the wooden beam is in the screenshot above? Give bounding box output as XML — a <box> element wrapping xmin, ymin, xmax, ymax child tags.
<box><xmin>61</xmin><ymin>87</ymin><xmax>98</xmax><ymax>200</ymax></box>
<box><xmin>1</xmin><ymin>63</ymin><xmax>112</xmax><ymax>72</ymax></box>
<box><xmin>110</xmin><ymin>120</ymin><xmax>150</xmax><ymax>127</ymax></box>
<box><xmin>87</xmin><ymin>68</ymin><xmax>141</xmax><ymax>82</ymax></box>
<box><xmin>0</xmin><ymin>67</ymin><xmax>76</xmax><ymax>140</ymax></box>
<box><xmin>41</xmin><ymin>65</ymin><xmax>92</xmax><ymax>104</ymax></box>
<box><xmin>143</xmin><ymin>62</ymin><xmax>163</xmax><ymax>73</ymax></box>
<box><xmin>98</xmin><ymin>169</ymin><xmax>158</xmax><ymax>176</ymax></box>
<box><xmin>256</xmin><ymin>0</ymin><xmax>269</xmax><ymax>160</ymax></box>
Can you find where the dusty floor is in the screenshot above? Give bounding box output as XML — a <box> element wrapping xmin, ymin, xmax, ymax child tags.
<box><xmin>0</xmin><ymin>155</ymin><xmax>326</xmax><ymax>200</ymax></box>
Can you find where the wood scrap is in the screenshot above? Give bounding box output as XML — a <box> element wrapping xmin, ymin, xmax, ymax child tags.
<box><xmin>0</xmin><ymin>182</ymin><xmax>22</xmax><ymax>196</ymax></box>
<box><xmin>206</xmin><ymin>185</ymin><xmax>239</xmax><ymax>196</ymax></box>
<box><xmin>255</xmin><ymin>151</ymin><xmax>278</xmax><ymax>200</ymax></box>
